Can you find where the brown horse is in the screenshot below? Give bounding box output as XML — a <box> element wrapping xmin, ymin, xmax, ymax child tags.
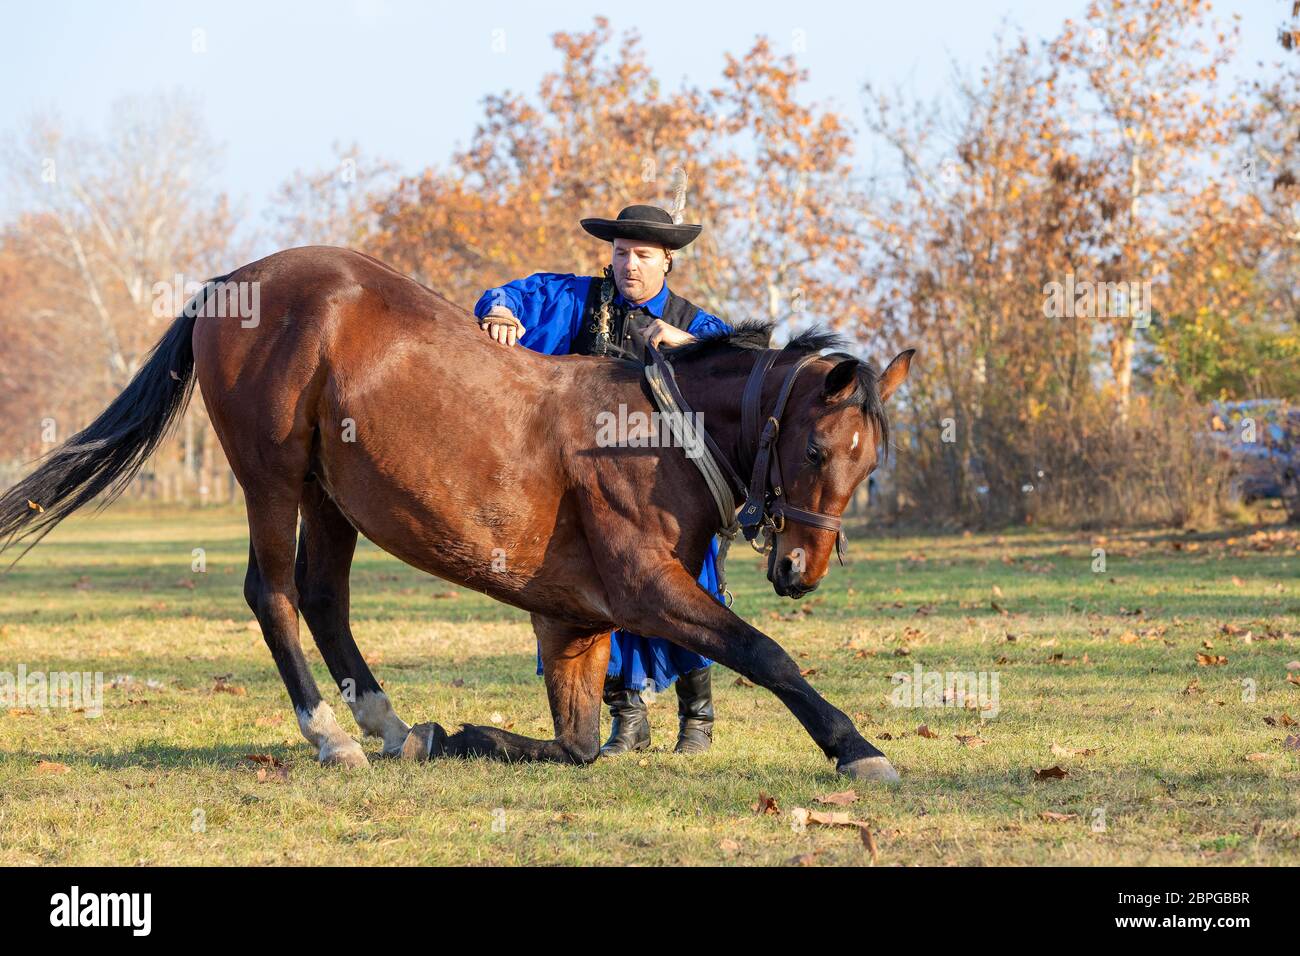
<box><xmin>0</xmin><ymin>246</ymin><xmax>913</xmax><ymax>780</ymax></box>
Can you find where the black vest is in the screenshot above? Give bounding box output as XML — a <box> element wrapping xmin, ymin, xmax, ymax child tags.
<box><xmin>570</xmin><ymin>273</ymin><xmax>701</xmax><ymax>358</ymax></box>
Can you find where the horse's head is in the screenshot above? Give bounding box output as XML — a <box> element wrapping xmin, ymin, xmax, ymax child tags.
<box><xmin>765</xmin><ymin>347</ymin><xmax>914</xmax><ymax>598</ymax></box>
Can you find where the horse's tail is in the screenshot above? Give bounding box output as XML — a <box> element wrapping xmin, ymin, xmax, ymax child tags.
<box><xmin>0</xmin><ymin>276</ymin><xmax>227</xmax><ymax>565</ymax></box>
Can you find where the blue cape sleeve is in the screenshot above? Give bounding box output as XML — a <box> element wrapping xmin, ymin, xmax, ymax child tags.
<box><xmin>687</xmin><ymin>307</ymin><xmax>732</xmax><ymax>340</ymax></box>
<box><xmin>473</xmin><ymin>273</ymin><xmax>592</xmax><ymax>357</ymax></box>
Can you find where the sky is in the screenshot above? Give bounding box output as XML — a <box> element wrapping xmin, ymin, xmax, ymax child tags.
<box><xmin>1</xmin><ymin>0</ymin><xmax>1290</xmax><ymax>249</ymax></box>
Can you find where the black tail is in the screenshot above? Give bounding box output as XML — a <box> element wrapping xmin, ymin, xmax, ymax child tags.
<box><xmin>0</xmin><ymin>278</ymin><xmax>224</xmax><ymax>565</ymax></box>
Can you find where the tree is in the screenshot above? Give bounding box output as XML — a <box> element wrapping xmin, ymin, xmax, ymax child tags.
<box><xmin>0</xmin><ymin>94</ymin><xmax>240</xmax><ymax>500</ymax></box>
<box><xmin>352</xmin><ymin>19</ymin><xmax>867</xmax><ymax>333</ymax></box>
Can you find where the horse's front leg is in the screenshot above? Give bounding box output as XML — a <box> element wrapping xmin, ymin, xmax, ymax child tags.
<box><xmin>401</xmin><ymin>615</ymin><xmax>610</xmax><ymax>765</ymax></box>
<box><xmin>614</xmin><ymin>559</ymin><xmax>899</xmax><ymax>782</ymax></box>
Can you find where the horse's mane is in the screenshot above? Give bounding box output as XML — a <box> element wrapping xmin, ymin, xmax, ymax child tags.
<box><xmin>664</xmin><ymin>320</ymin><xmax>891</xmax><ymax>457</ymax></box>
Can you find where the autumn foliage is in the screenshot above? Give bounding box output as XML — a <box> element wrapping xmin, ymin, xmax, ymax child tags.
<box><xmin>1</xmin><ymin>6</ymin><xmax>1296</xmax><ymax>527</ymax></box>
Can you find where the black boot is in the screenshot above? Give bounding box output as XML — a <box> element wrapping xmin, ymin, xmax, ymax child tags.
<box><xmin>600</xmin><ymin>675</ymin><xmax>650</xmax><ymax>756</ymax></box>
<box><xmin>673</xmin><ymin>666</ymin><xmax>714</xmax><ymax>754</ymax></box>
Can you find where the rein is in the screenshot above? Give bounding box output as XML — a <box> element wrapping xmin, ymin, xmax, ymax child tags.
<box><xmin>642</xmin><ymin>342</ymin><xmax>849</xmax><ymax>604</ymax></box>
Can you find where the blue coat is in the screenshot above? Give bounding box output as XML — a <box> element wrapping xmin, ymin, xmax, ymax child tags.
<box><xmin>474</xmin><ymin>273</ymin><xmax>729</xmax><ymax>691</ymax></box>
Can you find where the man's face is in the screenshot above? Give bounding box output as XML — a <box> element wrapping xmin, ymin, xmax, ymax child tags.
<box><xmin>611</xmin><ymin>238</ymin><xmax>670</xmax><ymax>304</ymax></box>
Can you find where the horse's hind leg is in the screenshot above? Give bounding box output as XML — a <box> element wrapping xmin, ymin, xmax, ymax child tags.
<box><xmin>296</xmin><ymin>480</ymin><xmax>410</xmax><ymax>756</ymax></box>
<box><xmin>402</xmin><ymin>615</ymin><xmax>608</xmax><ymax>764</ymax></box>
<box><xmin>245</xmin><ymin>495</ymin><xmax>368</xmax><ymax>768</ymax></box>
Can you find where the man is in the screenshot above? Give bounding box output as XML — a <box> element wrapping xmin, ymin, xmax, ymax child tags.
<box><xmin>473</xmin><ymin>203</ymin><xmax>731</xmax><ymax>756</ymax></box>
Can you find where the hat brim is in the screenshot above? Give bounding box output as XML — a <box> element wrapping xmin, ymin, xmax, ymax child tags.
<box><xmin>581</xmin><ymin>217</ymin><xmax>702</xmax><ymax>250</ymax></box>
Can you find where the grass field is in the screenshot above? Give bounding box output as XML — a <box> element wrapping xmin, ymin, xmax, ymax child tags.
<box><xmin>1</xmin><ymin>504</ymin><xmax>1297</xmax><ymax>866</ymax></box>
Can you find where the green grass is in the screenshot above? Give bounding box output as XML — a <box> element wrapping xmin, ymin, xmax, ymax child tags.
<box><xmin>1</xmin><ymin>504</ymin><xmax>1298</xmax><ymax>865</ymax></box>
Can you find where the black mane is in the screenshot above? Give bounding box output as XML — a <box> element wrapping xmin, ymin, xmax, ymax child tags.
<box><xmin>665</xmin><ymin>321</ymin><xmax>891</xmax><ymax>457</ymax></box>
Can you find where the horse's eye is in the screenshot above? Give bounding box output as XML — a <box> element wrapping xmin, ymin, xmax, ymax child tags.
<box><xmin>805</xmin><ymin>443</ymin><xmax>823</xmax><ymax>466</ymax></box>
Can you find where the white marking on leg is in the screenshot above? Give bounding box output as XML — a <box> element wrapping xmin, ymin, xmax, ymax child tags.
<box><xmin>297</xmin><ymin>700</ymin><xmax>367</xmax><ymax>766</ymax></box>
<box><xmin>350</xmin><ymin>690</ymin><xmax>411</xmax><ymax>756</ymax></box>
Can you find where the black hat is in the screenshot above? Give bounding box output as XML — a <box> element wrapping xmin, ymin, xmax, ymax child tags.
<box><xmin>580</xmin><ymin>204</ymin><xmax>702</xmax><ymax>250</ymax></box>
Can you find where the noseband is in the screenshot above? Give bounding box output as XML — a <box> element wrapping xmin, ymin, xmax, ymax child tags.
<box><xmin>642</xmin><ymin>342</ymin><xmax>849</xmax><ymax>601</ymax></box>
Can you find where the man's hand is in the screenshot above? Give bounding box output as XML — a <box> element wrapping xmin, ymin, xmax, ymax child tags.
<box><xmin>639</xmin><ymin>318</ymin><xmax>697</xmax><ymax>350</ymax></box>
<box><xmin>479</xmin><ymin>305</ymin><xmax>526</xmax><ymax>347</ymax></box>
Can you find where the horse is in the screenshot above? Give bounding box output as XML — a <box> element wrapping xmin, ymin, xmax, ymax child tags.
<box><xmin>0</xmin><ymin>246</ymin><xmax>914</xmax><ymax>781</ymax></box>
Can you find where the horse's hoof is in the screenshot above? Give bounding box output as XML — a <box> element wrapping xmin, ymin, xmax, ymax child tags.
<box><xmin>375</xmin><ymin>730</ymin><xmax>414</xmax><ymax>760</ymax></box>
<box><xmin>838</xmin><ymin>755</ymin><xmax>900</xmax><ymax>783</ymax></box>
<box><xmin>400</xmin><ymin>722</ymin><xmax>446</xmax><ymax>762</ymax></box>
<box><xmin>320</xmin><ymin>738</ymin><xmax>370</xmax><ymax>768</ymax></box>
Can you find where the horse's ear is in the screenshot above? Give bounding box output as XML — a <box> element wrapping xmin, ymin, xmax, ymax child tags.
<box><xmin>822</xmin><ymin>358</ymin><xmax>860</xmax><ymax>404</ymax></box>
<box><xmin>878</xmin><ymin>349</ymin><xmax>915</xmax><ymax>402</ymax></box>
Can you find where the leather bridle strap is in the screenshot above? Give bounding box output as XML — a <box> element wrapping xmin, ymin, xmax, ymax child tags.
<box><xmin>738</xmin><ymin>351</ymin><xmax>821</xmax><ymax>535</ymax></box>
<box><xmin>737</xmin><ymin>348</ymin><xmax>849</xmax><ymax>564</ymax></box>
<box><xmin>644</xmin><ymin>345</ymin><xmax>747</xmax><ymax>501</ymax></box>
<box><xmin>643</xmin><ymin>343</ymin><xmax>747</xmax><ymax>605</ymax></box>
<box><xmin>739</xmin><ymin>348</ymin><xmax>780</xmax><ymax>473</ymax></box>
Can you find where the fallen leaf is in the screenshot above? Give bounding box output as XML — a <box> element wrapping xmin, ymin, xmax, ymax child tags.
<box><xmin>917</xmin><ymin>725</ymin><xmax>939</xmax><ymax>739</ymax></box>
<box><xmin>243</xmin><ymin>753</ymin><xmax>284</xmax><ymax>768</ymax></box>
<box><xmin>956</xmin><ymin>735</ymin><xmax>989</xmax><ymax>748</ymax></box>
<box><xmin>719</xmin><ymin>838</ymin><xmax>740</xmax><ymax>855</ymax></box>
<box><xmin>734</xmin><ymin>676</ymin><xmax>755</xmax><ymax>688</ymax></box>
<box><xmin>256</xmin><ymin>765</ymin><xmax>290</xmax><ymax>783</ymax></box>
<box><xmin>1039</xmin><ymin>811</ymin><xmax>1078</xmax><ymax>823</ymax></box>
<box><xmin>212</xmin><ymin>679</ymin><xmax>247</xmax><ymax>695</ymax></box>
<box><xmin>1243</xmin><ymin>752</ymin><xmax>1275</xmax><ymax>762</ymax></box>
<box><xmin>860</xmin><ymin>825</ymin><xmax>879</xmax><ymax>864</ymax></box>
<box><xmin>35</xmin><ymin>760</ymin><xmax>70</xmax><ymax>774</ymax></box>
<box><xmin>1034</xmin><ymin>765</ymin><xmax>1069</xmax><ymax>780</ymax></box>
<box><xmin>1195</xmin><ymin>653</ymin><xmax>1228</xmax><ymax>667</ymax></box>
<box><xmin>1285</xmin><ymin>735</ymin><xmax>1300</xmax><ymax>753</ymax></box>
<box><xmin>791</xmin><ymin>806</ymin><xmax>871</xmax><ymax>829</ymax></box>
<box><xmin>752</xmin><ymin>792</ymin><xmax>780</xmax><ymax>816</ymax></box>
<box><xmin>814</xmin><ymin>789</ymin><xmax>859</xmax><ymax>806</ymax></box>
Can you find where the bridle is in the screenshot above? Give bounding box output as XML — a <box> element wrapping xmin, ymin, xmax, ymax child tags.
<box><xmin>642</xmin><ymin>341</ymin><xmax>849</xmax><ymax>601</ymax></box>
<box><xmin>734</xmin><ymin>348</ymin><xmax>849</xmax><ymax>563</ymax></box>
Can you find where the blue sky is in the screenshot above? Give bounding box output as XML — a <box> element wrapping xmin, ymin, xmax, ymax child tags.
<box><xmin>2</xmin><ymin>0</ymin><xmax>1288</xmax><ymax>239</ymax></box>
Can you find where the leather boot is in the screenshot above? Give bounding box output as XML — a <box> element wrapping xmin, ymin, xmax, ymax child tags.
<box><xmin>599</xmin><ymin>674</ymin><xmax>650</xmax><ymax>756</ymax></box>
<box><xmin>673</xmin><ymin>666</ymin><xmax>714</xmax><ymax>754</ymax></box>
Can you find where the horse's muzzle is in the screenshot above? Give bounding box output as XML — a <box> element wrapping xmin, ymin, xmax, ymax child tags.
<box><xmin>770</xmin><ymin>554</ymin><xmax>819</xmax><ymax>599</ymax></box>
